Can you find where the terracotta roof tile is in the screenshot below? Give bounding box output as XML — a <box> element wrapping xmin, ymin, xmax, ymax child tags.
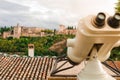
<box><xmin>1</xmin><ymin>55</ymin><xmax>120</xmax><ymax>80</ymax></box>
<box><xmin>0</xmin><ymin>56</ymin><xmax>55</xmax><ymax>80</ymax></box>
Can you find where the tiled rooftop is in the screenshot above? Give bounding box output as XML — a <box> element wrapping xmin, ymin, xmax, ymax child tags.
<box><xmin>0</xmin><ymin>56</ymin><xmax>55</xmax><ymax>80</ymax></box>
<box><xmin>1</xmin><ymin>54</ymin><xmax>120</xmax><ymax>80</ymax></box>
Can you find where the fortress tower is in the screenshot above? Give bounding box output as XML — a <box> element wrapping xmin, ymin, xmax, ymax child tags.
<box><xmin>13</xmin><ymin>23</ymin><xmax>22</xmax><ymax>39</ymax></box>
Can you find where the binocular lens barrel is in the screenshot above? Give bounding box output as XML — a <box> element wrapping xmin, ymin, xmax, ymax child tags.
<box><xmin>94</xmin><ymin>12</ymin><xmax>106</xmax><ymax>27</ymax></box>
<box><xmin>107</xmin><ymin>13</ymin><xmax>120</xmax><ymax>28</ymax></box>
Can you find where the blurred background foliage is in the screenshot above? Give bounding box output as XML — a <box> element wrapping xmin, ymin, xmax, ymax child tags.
<box><xmin>0</xmin><ymin>34</ymin><xmax>74</xmax><ymax>57</ymax></box>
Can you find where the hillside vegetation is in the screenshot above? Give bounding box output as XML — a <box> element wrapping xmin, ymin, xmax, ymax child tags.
<box><xmin>0</xmin><ymin>34</ymin><xmax>120</xmax><ymax>60</ymax></box>
<box><xmin>0</xmin><ymin>34</ymin><xmax>74</xmax><ymax>56</ymax></box>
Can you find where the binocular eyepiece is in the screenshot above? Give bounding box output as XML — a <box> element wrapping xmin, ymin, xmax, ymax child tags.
<box><xmin>93</xmin><ymin>12</ymin><xmax>120</xmax><ymax>28</ymax></box>
<box><xmin>94</xmin><ymin>12</ymin><xmax>106</xmax><ymax>27</ymax></box>
<box><xmin>107</xmin><ymin>13</ymin><xmax>120</xmax><ymax>28</ymax></box>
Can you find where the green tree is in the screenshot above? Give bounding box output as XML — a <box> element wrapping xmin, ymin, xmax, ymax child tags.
<box><xmin>0</xmin><ymin>34</ymin><xmax>75</xmax><ymax>56</ymax></box>
<box><xmin>67</xmin><ymin>26</ymin><xmax>74</xmax><ymax>30</ymax></box>
<box><xmin>53</xmin><ymin>29</ymin><xmax>56</xmax><ymax>35</ymax></box>
<box><xmin>0</xmin><ymin>26</ymin><xmax>12</xmax><ymax>34</ymax></box>
<box><xmin>110</xmin><ymin>47</ymin><xmax>120</xmax><ymax>60</ymax></box>
<box><xmin>41</xmin><ymin>29</ymin><xmax>53</xmax><ymax>34</ymax></box>
<box><xmin>115</xmin><ymin>0</ymin><xmax>120</xmax><ymax>12</ymax></box>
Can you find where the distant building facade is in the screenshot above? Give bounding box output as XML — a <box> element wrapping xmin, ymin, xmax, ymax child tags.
<box><xmin>3</xmin><ymin>31</ymin><xmax>13</xmax><ymax>39</ymax></box>
<box><xmin>57</xmin><ymin>24</ymin><xmax>76</xmax><ymax>35</ymax></box>
<box><xmin>3</xmin><ymin>24</ymin><xmax>76</xmax><ymax>39</ymax></box>
<box><xmin>3</xmin><ymin>24</ymin><xmax>45</xmax><ymax>39</ymax></box>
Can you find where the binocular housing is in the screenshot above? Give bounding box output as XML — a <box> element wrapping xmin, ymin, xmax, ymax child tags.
<box><xmin>67</xmin><ymin>12</ymin><xmax>120</xmax><ymax>65</ymax></box>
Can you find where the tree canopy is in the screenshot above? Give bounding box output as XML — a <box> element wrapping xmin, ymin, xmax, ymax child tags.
<box><xmin>0</xmin><ymin>26</ymin><xmax>12</xmax><ymax>34</ymax></box>
<box><xmin>0</xmin><ymin>34</ymin><xmax>74</xmax><ymax>56</ymax></box>
<box><xmin>115</xmin><ymin>0</ymin><xmax>120</xmax><ymax>13</ymax></box>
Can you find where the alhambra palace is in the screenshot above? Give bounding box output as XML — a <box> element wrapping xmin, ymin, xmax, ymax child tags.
<box><xmin>3</xmin><ymin>24</ymin><xmax>76</xmax><ymax>39</ymax></box>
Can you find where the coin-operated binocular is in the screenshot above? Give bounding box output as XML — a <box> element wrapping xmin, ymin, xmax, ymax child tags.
<box><xmin>67</xmin><ymin>12</ymin><xmax>120</xmax><ymax>80</ymax></box>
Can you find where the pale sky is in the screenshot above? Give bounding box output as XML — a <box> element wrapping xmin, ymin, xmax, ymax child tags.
<box><xmin>0</xmin><ymin>0</ymin><xmax>117</xmax><ymax>29</ymax></box>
